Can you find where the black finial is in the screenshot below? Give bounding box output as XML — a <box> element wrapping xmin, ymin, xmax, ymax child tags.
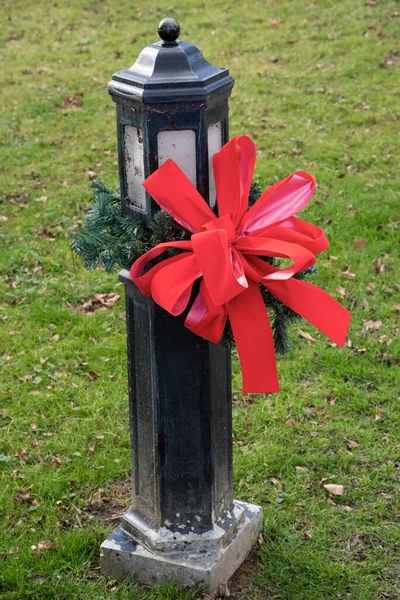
<box><xmin>158</xmin><ymin>18</ymin><xmax>180</xmax><ymax>43</ymax></box>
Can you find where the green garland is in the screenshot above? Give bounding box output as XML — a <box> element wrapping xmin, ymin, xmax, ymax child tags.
<box><xmin>72</xmin><ymin>180</ymin><xmax>317</xmax><ymax>354</ymax></box>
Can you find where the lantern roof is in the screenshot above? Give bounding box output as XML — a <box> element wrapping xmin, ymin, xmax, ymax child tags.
<box><xmin>108</xmin><ymin>18</ymin><xmax>234</xmax><ymax>104</ymax></box>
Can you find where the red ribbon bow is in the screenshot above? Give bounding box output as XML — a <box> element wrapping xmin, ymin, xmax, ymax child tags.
<box><xmin>130</xmin><ymin>135</ymin><xmax>351</xmax><ymax>393</ymax></box>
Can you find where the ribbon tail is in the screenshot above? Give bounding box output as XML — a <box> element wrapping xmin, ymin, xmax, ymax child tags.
<box><xmin>266</xmin><ymin>277</ymin><xmax>351</xmax><ymax>347</ymax></box>
<box><xmin>228</xmin><ymin>280</ymin><xmax>279</xmax><ymax>394</ymax></box>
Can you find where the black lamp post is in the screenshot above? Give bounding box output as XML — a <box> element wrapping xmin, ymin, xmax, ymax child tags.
<box><xmin>108</xmin><ymin>17</ymin><xmax>233</xmax><ymax>224</ymax></box>
<box><xmin>101</xmin><ymin>19</ymin><xmax>262</xmax><ymax>596</ymax></box>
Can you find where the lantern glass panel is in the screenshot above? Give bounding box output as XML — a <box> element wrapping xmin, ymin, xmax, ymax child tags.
<box><xmin>157</xmin><ymin>130</ymin><xmax>197</xmax><ymax>187</ymax></box>
<box><xmin>207</xmin><ymin>121</ymin><xmax>223</xmax><ymax>209</ymax></box>
<box><xmin>125</xmin><ymin>126</ymin><xmax>146</xmax><ymax>211</ymax></box>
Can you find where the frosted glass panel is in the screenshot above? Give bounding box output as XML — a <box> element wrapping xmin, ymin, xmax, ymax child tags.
<box><xmin>157</xmin><ymin>130</ymin><xmax>197</xmax><ymax>187</ymax></box>
<box><xmin>208</xmin><ymin>122</ymin><xmax>223</xmax><ymax>209</ymax></box>
<box><xmin>125</xmin><ymin>126</ymin><xmax>146</xmax><ymax>211</ymax></box>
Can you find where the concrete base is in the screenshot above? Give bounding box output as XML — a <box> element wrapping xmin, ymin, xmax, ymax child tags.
<box><xmin>100</xmin><ymin>501</ymin><xmax>263</xmax><ymax>597</ymax></box>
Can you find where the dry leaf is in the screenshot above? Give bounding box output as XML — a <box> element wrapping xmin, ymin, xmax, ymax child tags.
<box><xmin>15</xmin><ymin>448</ymin><xmax>30</xmax><ymax>463</ymax></box>
<box><xmin>51</xmin><ymin>456</ymin><xmax>62</xmax><ymax>468</ymax></box>
<box><xmin>352</xmin><ymin>239</ymin><xmax>367</xmax><ymax>249</ymax></box>
<box><xmin>219</xmin><ymin>583</ymin><xmax>230</xmax><ymax>597</ymax></box>
<box><xmin>295</xmin><ymin>466</ymin><xmax>308</xmax><ymax>472</ymax></box>
<box><xmin>297</xmin><ymin>329</ymin><xmax>318</xmax><ymax>343</ymax></box>
<box><xmin>373</xmin><ymin>258</ymin><xmax>385</xmax><ymax>274</ymax></box>
<box><xmin>51</xmin><ymin>334</ymin><xmax>60</xmax><ymax>342</ymax></box>
<box><xmin>343</xmin><ymin>505</ymin><xmax>354</xmax><ymax>512</ymax></box>
<box><xmin>374</xmin><ymin>413</ymin><xmax>383</xmax><ymax>422</ymax></box>
<box><xmin>345</xmin><ymin>438</ymin><xmax>359</xmax><ymax>450</ymax></box>
<box><xmin>88</xmin><ymin>443</ymin><xmax>96</xmax><ymax>456</ymax></box>
<box><xmin>16</xmin><ymin>486</ymin><xmax>33</xmax><ymax>503</ymax></box>
<box><xmin>268</xmin><ymin>18</ymin><xmax>281</xmax><ymax>27</ymax></box>
<box><xmin>363</xmin><ymin>320</ymin><xmax>382</xmax><ymax>332</ymax></box>
<box><xmin>361</xmin><ymin>298</ymin><xmax>369</xmax><ymax>310</ymax></box>
<box><xmin>342</xmin><ymin>271</ymin><xmax>356</xmax><ymax>280</ymax></box>
<box><xmin>336</xmin><ymin>286</ymin><xmax>346</xmax><ymax>298</ymax></box>
<box><xmin>323</xmin><ymin>484</ymin><xmax>345</xmax><ymax>496</ymax></box>
<box><xmin>285</xmin><ymin>418</ymin><xmax>296</xmax><ymax>428</ymax></box>
<box><xmin>80</xmin><ymin>293</ymin><xmax>120</xmax><ymax>313</ymax></box>
<box><xmin>270</xmin><ymin>477</ymin><xmax>282</xmax><ymax>491</ymax></box>
<box><xmin>35</xmin><ymin>540</ymin><xmax>56</xmax><ymax>555</ymax></box>
<box><xmin>87</xmin><ymin>371</ymin><xmax>100</xmax><ymax>381</ymax></box>
<box><xmin>366</xmin><ymin>283</ymin><xmax>375</xmax><ymax>292</ymax></box>
<box><xmin>8</xmin><ymin>545</ymin><xmax>20</xmax><ymax>555</ymax></box>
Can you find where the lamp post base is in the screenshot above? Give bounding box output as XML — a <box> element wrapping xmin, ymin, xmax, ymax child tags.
<box><xmin>100</xmin><ymin>501</ymin><xmax>263</xmax><ymax>597</ymax></box>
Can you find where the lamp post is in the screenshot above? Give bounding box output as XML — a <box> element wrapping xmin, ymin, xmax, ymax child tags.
<box><xmin>100</xmin><ymin>19</ymin><xmax>263</xmax><ymax>596</ymax></box>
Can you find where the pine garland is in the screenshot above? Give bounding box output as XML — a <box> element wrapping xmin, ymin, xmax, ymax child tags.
<box><xmin>72</xmin><ymin>180</ymin><xmax>317</xmax><ymax>354</ymax></box>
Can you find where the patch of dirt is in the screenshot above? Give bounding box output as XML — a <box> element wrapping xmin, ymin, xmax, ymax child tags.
<box><xmin>83</xmin><ymin>478</ymin><xmax>131</xmax><ymax>525</ymax></box>
<box><xmin>223</xmin><ymin>551</ymin><xmax>268</xmax><ymax>599</ymax></box>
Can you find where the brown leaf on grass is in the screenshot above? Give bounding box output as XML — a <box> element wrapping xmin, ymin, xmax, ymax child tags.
<box><xmin>323</xmin><ymin>484</ymin><xmax>345</xmax><ymax>496</ymax></box>
<box><xmin>298</xmin><ymin>329</ymin><xmax>318</xmax><ymax>342</ymax></box>
<box><xmin>14</xmin><ymin>448</ymin><xmax>30</xmax><ymax>463</ymax></box>
<box><xmin>269</xmin><ymin>18</ymin><xmax>281</xmax><ymax>27</ymax></box>
<box><xmin>373</xmin><ymin>258</ymin><xmax>385</xmax><ymax>273</ymax></box>
<box><xmin>342</xmin><ymin>271</ymin><xmax>356</xmax><ymax>280</ymax></box>
<box><xmin>79</xmin><ymin>293</ymin><xmax>120</xmax><ymax>314</ymax></box>
<box><xmin>285</xmin><ymin>418</ymin><xmax>296</xmax><ymax>428</ymax></box>
<box><xmin>36</xmin><ymin>227</ymin><xmax>56</xmax><ymax>241</ymax></box>
<box><xmin>51</xmin><ymin>334</ymin><xmax>60</xmax><ymax>342</ymax></box>
<box><xmin>352</xmin><ymin>239</ymin><xmax>367</xmax><ymax>249</ymax></box>
<box><xmin>87</xmin><ymin>371</ymin><xmax>100</xmax><ymax>382</ymax></box>
<box><xmin>366</xmin><ymin>283</ymin><xmax>375</xmax><ymax>292</ymax></box>
<box><xmin>361</xmin><ymin>298</ymin><xmax>369</xmax><ymax>310</ymax></box>
<box><xmin>374</xmin><ymin>413</ymin><xmax>383</xmax><ymax>422</ymax></box>
<box><xmin>394</xmin><ymin>304</ymin><xmax>400</xmax><ymax>312</ymax></box>
<box><xmin>60</xmin><ymin>92</ymin><xmax>84</xmax><ymax>111</ymax></box>
<box><xmin>270</xmin><ymin>478</ymin><xmax>283</xmax><ymax>492</ymax></box>
<box><xmin>362</xmin><ymin>320</ymin><xmax>382</xmax><ymax>332</ymax></box>
<box><xmin>295</xmin><ymin>466</ymin><xmax>308</xmax><ymax>472</ymax></box>
<box><xmin>88</xmin><ymin>443</ymin><xmax>96</xmax><ymax>456</ymax></box>
<box><xmin>8</xmin><ymin>545</ymin><xmax>20</xmax><ymax>555</ymax></box>
<box><xmin>345</xmin><ymin>438</ymin><xmax>359</xmax><ymax>450</ymax></box>
<box><xmin>34</xmin><ymin>540</ymin><xmax>56</xmax><ymax>555</ymax></box>
<box><xmin>51</xmin><ymin>456</ymin><xmax>62</xmax><ymax>468</ymax></box>
<box><xmin>219</xmin><ymin>583</ymin><xmax>230</xmax><ymax>597</ymax></box>
<box><xmin>379</xmin><ymin>50</ymin><xmax>399</xmax><ymax>68</ymax></box>
<box><xmin>16</xmin><ymin>486</ymin><xmax>33</xmax><ymax>503</ymax></box>
<box><xmin>336</xmin><ymin>286</ymin><xmax>346</xmax><ymax>298</ymax></box>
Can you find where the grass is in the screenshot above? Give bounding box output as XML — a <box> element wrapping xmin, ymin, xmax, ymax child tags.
<box><xmin>0</xmin><ymin>0</ymin><xmax>399</xmax><ymax>598</ymax></box>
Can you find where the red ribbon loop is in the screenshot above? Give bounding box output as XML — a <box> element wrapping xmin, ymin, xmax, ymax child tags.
<box><xmin>130</xmin><ymin>135</ymin><xmax>351</xmax><ymax>393</ymax></box>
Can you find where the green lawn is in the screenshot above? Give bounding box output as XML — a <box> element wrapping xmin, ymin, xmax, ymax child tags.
<box><xmin>1</xmin><ymin>0</ymin><xmax>399</xmax><ymax>599</ymax></box>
